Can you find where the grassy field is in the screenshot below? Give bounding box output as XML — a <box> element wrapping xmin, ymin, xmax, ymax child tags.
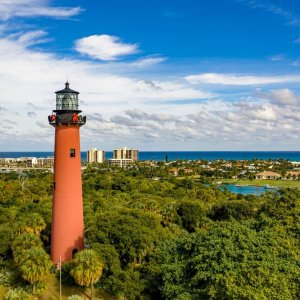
<box><xmin>220</xmin><ymin>179</ymin><xmax>300</xmax><ymax>188</ymax></box>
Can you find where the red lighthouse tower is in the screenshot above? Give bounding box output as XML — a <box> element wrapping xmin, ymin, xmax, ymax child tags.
<box><xmin>48</xmin><ymin>82</ymin><xmax>86</xmax><ymax>262</ymax></box>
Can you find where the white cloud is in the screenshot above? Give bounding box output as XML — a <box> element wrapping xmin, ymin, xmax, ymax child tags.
<box><xmin>16</xmin><ymin>6</ymin><xmax>82</xmax><ymax>18</ymax></box>
<box><xmin>0</xmin><ymin>35</ymin><xmax>214</xmax><ymax>150</ymax></box>
<box><xmin>134</xmin><ymin>80</ymin><xmax>212</xmax><ymax>100</ymax></box>
<box><xmin>185</xmin><ymin>73</ymin><xmax>300</xmax><ymax>85</ymax></box>
<box><xmin>0</xmin><ymin>0</ymin><xmax>82</xmax><ymax>20</ymax></box>
<box><xmin>131</xmin><ymin>56</ymin><xmax>166</xmax><ymax>67</ymax></box>
<box><xmin>266</xmin><ymin>88</ymin><xmax>299</xmax><ymax>105</ymax></box>
<box><xmin>0</xmin><ymin>1</ymin><xmax>299</xmax><ymax>151</ymax></box>
<box><xmin>15</xmin><ymin>30</ymin><xmax>50</xmax><ymax>46</ymax></box>
<box><xmin>98</xmin><ymin>100</ymin><xmax>300</xmax><ymax>150</ymax></box>
<box><xmin>249</xmin><ymin>104</ymin><xmax>277</xmax><ymax>121</ymax></box>
<box><xmin>75</xmin><ymin>35</ymin><xmax>139</xmax><ymax>61</ymax></box>
<box><xmin>71</xmin><ymin>99</ymin><xmax>300</xmax><ymax>149</ymax></box>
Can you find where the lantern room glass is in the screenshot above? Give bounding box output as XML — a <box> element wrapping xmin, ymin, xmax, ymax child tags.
<box><xmin>56</xmin><ymin>93</ymin><xmax>79</xmax><ymax>111</ymax></box>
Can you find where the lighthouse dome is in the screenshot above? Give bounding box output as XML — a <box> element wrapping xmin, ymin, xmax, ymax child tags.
<box><xmin>55</xmin><ymin>82</ymin><xmax>79</xmax><ymax>111</ymax></box>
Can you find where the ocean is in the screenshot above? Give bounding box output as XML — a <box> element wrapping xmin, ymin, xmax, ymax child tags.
<box><xmin>1</xmin><ymin>151</ymin><xmax>300</xmax><ymax>162</ymax></box>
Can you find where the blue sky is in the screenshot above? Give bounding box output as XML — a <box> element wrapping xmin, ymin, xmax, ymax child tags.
<box><xmin>0</xmin><ymin>0</ymin><xmax>300</xmax><ymax>151</ymax></box>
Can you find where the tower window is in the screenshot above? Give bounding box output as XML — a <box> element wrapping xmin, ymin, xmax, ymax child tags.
<box><xmin>70</xmin><ymin>148</ymin><xmax>76</xmax><ymax>158</ymax></box>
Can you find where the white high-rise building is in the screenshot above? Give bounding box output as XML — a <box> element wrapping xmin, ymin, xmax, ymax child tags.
<box><xmin>113</xmin><ymin>147</ymin><xmax>138</xmax><ymax>161</ymax></box>
<box><xmin>87</xmin><ymin>148</ymin><xmax>105</xmax><ymax>163</ymax></box>
<box><xmin>109</xmin><ymin>147</ymin><xmax>138</xmax><ymax>168</ymax></box>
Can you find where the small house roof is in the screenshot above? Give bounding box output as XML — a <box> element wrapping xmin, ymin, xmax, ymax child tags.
<box><xmin>256</xmin><ymin>171</ymin><xmax>281</xmax><ymax>177</ymax></box>
<box><xmin>287</xmin><ymin>171</ymin><xmax>300</xmax><ymax>176</ymax></box>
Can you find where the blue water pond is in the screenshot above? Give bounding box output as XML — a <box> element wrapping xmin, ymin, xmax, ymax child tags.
<box><xmin>222</xmin><ymin>184</ymin><xmax>277</xmax><ymax>196</ymax></box>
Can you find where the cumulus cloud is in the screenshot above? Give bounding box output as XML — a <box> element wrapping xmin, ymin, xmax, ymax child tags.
<box><xmin>0</xmin><ymin>0</ymin><xmax>82</xmax><ymax>20</ymax></box>
<box><xmin>138</xmin><ymin>80</ymin><xmax>162</xmax><ymax>90</ymax></box>
<box><xmin>266</xmin><ymin>89</ymin><xmax>299</xmax><ymax>105</ymax></box>
<box><xmin>126</xmin><ymin>109</ymin><xmax>176</xmax><ymax>123</ymax></box>
<box><xmin>110</xmin><ymin>116</ymin><xmax>140</xmax><ymax>127</ymax></box>
<box><xmin>79</xmin><ymin>91</ymin><xmax>300</xmax><ymax>150</ymax></box>
<box><xmin>0</xmin><ymin>34</ymin><xmax>213</xmax><ymax>150</ymax></box>
<box><xmin>87</xmin><ymin>113</ymin><xmax>103</xmax><ymax>122</ymax></box>
<box><xmin>99</xmin><ymin>99</ymin><xmax>300</xmax><ymax>150</ymax></box>
<box><xmin>185</xmin><ymin>73</ymin><xmax>300</xmax><ymax>85</ymax></box>
<box><xmin>0</xmin><ymin>0</ymin><xmax>299</xmax><ymax>151</ymax></box>
<box><xmin>75</xmin><ymin>35</ymin><xmax>139</xmax><ymax>61</ymax></box>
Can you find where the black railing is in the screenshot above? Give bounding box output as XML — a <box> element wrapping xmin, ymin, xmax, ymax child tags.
<box><xmin>48</xmin><ymin>114</ymin><xmax>86</xmax><ymax>126</ymax></box>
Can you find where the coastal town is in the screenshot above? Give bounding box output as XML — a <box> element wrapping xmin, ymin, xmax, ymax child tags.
<box><xmin>1</xmin><ymin>150</ymin><xmax>299</xmax><ymax>185</ymax></box>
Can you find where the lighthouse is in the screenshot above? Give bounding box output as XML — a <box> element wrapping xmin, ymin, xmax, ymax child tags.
<box><xmin>48</xmin><ymin>82</ymin><xmax>86</xmax><ymax>262</ymax></box>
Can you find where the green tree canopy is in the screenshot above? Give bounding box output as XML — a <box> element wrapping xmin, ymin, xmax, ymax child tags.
<box><xmin>159</xmin><ymin>221</ymin><xmax>300</xmax><ymax>299</ymax></box>
<box><xmin>11</xmin><ymin>233</ymin><xmax>43</xmax><ymax>264</ymax></box>
<box><xmin>70</xmin><ymin>249</ymin><xmax>103</xmax><ymax>287</ymax></box>
<box><xmin>177</xmin><ymin>200</ymin><xmax>206</xmax><ymax>232</ymax></box>
<box><xmin>19</xmin><ymin>247</ymin><xmax>52</xmax><ymax>293</ymax></box>
<box><xmin>14</xmin><ymin>213</ymin><xmax>46</xmax><ymax>236</ymax></box>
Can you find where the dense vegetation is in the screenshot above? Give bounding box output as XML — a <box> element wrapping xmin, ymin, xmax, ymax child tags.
<box><xmin>0</xmin><ymin>163</ymin><xmax>299</xmax><ymax>299</ymax></box>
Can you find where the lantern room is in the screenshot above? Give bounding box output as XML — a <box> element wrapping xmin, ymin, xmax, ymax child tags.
<box><xmin>49</xmin><ymin>82</ymin><xmax>86</xmax><ymax>127</ymax></box>
<box><xmin>55</xmin><ymin>82</ymin><xmax>80</xmax><ymax>112</ymax></box>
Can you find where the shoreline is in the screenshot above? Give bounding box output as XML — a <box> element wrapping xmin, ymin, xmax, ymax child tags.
<box><xmin>1</xmin><ymin>151</ymin><xmax>300</xmax><ymax>162</ymax></box>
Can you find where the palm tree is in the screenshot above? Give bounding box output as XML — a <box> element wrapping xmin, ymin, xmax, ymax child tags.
<box><xmin>70</xmin><ymin>249</ymin><xmax>103</xmax><ymax>299</ymax></box>
<box><xmin>15</xmin><ymin>213</ymin><xmax>46</xmax><ymax>235</ymax></box>
<box><xmin>19</xmin><ymin>247</ymin><xmax>52</xmax><ymax>293</ymax></box>
<box><xmin>11</xmin><ymin>233</ymin><xmax>43</xmax><ymax>264</ymax></box>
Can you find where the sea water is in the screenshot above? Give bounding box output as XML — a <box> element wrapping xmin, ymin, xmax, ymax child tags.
<box><xmin>0</xmin><ymin>151</ymin><xmax>300</xmax><ymax>162</ymax></box>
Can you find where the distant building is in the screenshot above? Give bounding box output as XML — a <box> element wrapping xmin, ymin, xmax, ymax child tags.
<box><xmin>183</xmin><ymin>168</ymin><xmax>193</xmax><ymax>174</ymax></box>
<box><xmin>15</xmin><ymin>157</ymin><xmax>37</xmax><ymax>167</ymax></box>
<box><xmin>108</xmin><ymin>147</ymin><xmax>138</xmax><ymax>167</ymax></box>
<box><xmin>0</xmin><ymin>157</ymin><xmax>54</xmax><ymax>169</ymax></box>
<box><xmin>128</xmin><ymin>149</ymin><xmax>138</xmax><ymax>161</ymax></box>
<box><xmin>36</xmin><ymin>157</ymin><xmax>54</xmax><ymax>168</ymax></box>
<box><xmin>168</xmin><ymin>168</ymin><xmax>178</xmax><ymax>176</ymax></box>
<box><xmin>286</xmin><ymin>171</ymin><xmax>300</xmax><ymax>179</ymax></box>
<box><xmin>113</xmin><ymin>148</ymin><xmax>124</xmax><ymax>160</ymax></box>
<box><xmin>108</xmin><ymin>158</ymin><xmax>133</xmax><ymax>168</ymax></box>
<box><xmin>255</xmin><ymin>171</ymin><xmax>281</xmax><ymax>180</ymax></box>
<box><xmin>87</xmin><ymin>148</ymin><xmax>105</xmax><ymax>163</ymax></box>
<box><xmin>113</xmin><ymin>147</ymin><xmax>138</xmax><ymax>161</ymax></box>
<box><xmin>0</xmin><ymin>158</ymin><xmax>15</xmax><ymax>165</ymax></box>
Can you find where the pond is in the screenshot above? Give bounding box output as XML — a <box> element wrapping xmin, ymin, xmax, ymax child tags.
<box><xmin>221</xmin><ymin>184</ymin><xmax>278</xmax><ymax>196</ymax></box>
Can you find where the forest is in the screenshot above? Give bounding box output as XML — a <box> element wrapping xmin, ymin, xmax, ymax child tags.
<box><xmin>0</xmin><ymin>163</ymin><xmax>299</xmax><ymax>299</ymax></box>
